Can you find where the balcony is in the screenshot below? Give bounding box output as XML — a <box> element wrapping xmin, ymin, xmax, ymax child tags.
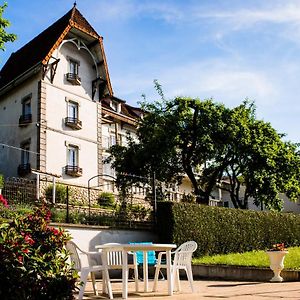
<box><xmin>65</xmin><ymin>165</ymin><xmax>82</xmax><ymax>177</ymax></box>
<box><xmin>18</xmin><ymin>163</ymin><xmax>31</xmax><ymax>176</ymax></box>
<box><xmin>64</xmin><ymin>117</ymin><xmax>82</xmax><ymax>130</ymax></box>
<box><xmin>19</xmin><ymin>114</ymin><xmax>32</xmax><ymax>126</ymax></box>
<box><xmin>66</xmin><ymin>73</ymin><xmax>81</xmax><ymax>85</ymax></box>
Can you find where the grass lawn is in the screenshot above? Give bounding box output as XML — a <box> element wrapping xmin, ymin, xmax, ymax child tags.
<box><xmin>193</xmin><ymin>247</ymin><xmax>300</xmax><ymax>270</ymax></box>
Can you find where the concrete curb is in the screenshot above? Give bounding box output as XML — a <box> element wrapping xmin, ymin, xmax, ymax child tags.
<box><xmin>192</xmin><ymin>264</ymin><xmax>300</xmax><ymax>282</ymax></box>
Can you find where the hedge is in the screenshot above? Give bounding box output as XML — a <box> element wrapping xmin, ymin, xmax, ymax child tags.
<box><xmin>156</xmin><ymin>202</ymin><xmax>300</xmax><ymax>257</ymax></box>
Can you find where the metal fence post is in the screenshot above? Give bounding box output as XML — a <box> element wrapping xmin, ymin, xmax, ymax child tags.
<box><xmin>66</xmin><ymin>185</ymin><xmax>69</xmax><ymax>223</ymax></box>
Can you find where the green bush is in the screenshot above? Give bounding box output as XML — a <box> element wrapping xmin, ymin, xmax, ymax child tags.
<box><xmin>0</xmin><ymin>203</ymin><xmax>78</xmax><ymax>300</ymax></box>
<box><xmin>156</xmin><ymin>202</ymin><xmax>300</xmax><ymax>257</ymax></box>
<box><xmin>0</xmin><ymin>174</ymin><xmax>4</xmax><ymax>189</ymax></box>
<box><xmin>45</xmin><ymin>184</ymin><xmax>68</xmax><ymax>204</ymax></box>
<box><xmin>97</xmin><ymin>192</ymin><xmax>115</xmax><ymax>208</ymax></box>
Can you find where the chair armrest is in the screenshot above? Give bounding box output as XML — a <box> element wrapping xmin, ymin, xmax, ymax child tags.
<box><xmin>156</xmin><ymin>251</ymin><xmax>166</xmax><ymax>265</ymax></box>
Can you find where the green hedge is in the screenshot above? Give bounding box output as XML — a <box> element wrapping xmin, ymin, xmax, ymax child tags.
<box><xmin>156</xmin><ymin>202</ymin><xmax>300</xmax><ymax>257</ymax></box>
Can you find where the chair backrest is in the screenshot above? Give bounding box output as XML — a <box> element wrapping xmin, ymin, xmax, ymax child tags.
<box><xmin>174</xmin><ymin>241</ymin><xmax>197</xmax><ymax>267</ymax></box>
<box><xmin>103</xmin><ymin>243</ymin><xmax>123</xmax><ymax>266</ymax></box>
<box><xmin>66</xmin><ymin>241</ymin><xmax>81</xmax><ymax>271</ymax></box>
<box><xmin>129</xmin><ymin>242</ymin><xmax>156</xmax><ymax>265</ymax></box>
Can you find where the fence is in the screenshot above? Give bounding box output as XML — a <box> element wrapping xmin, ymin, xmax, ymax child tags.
<box><xmin>3</xmin><ymin>177</ymin><xmax>37</xmax><ymax>205</ymax></box>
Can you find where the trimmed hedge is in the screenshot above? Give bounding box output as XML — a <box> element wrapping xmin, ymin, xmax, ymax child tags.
<box><xmin>156</xmin><ymin>202</ymin><xmax>300</xmax><ymax>257</ymax></box>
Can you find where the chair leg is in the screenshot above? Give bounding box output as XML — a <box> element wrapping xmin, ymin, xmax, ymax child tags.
<box><xmin>152</xmin><ymin>266</ymin><xmax>160</xmax><ymax>292</ymax></box>
<box><xmin>103</xmin><ymin>269</ymin><xmax>113</xmax><ymax>299</ymax></box>
<box><xmin>91</xmin><ymin>272</ymin><xmax>98</xmax><ymax>296</ymax></box>
<box><xmin>186</xmin><ymin>265</ymin><xmax>194</xmax><ymax>293</ymax></box>
<box><xmin>102</xmin><ymin>271</ymin><xmax>107</xmax><ymax>294</ymax></box>
<box><xmin>78</xmin><ymin>270</ymin><xmax>89</xmax><ymax>300</ymax></box>
<box><xmin>175</xmin><ymin>269</ymin><xmax>181</xmax><ymax>292</ymax></box>
<box><xmin>102</xmin><ymin>270</ymin><xmax>114</xmax><ymax>299</ymax></box>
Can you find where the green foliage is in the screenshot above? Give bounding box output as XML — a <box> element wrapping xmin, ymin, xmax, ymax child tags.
<box><xmin>0</xmin><ymin>205</ymin><xmax>78</xmax><ymax>300</ymax></box>
<box><xmin>115</xmin><ymin>203</ymin><xmax>151</xmax><ymax>221</ymax></box>
<box><xmin>45</xmin><ymin>184</ymin><xmax>68</xmax><ymax>204</ymax></box>
<box><xmin>0</xmin><ymin>174</ymin><xmax>4</xmax><ymax>189</ymax></box>
<box><xmin>97</xmin><ymin>192</ymin><xmax>115</xmax><ymax>208</ymax></box>
<box><xmin>0</xmin><ymin>201</ymin><xmax>33</xmax><ymax>221</ymax></box>
<box><xmin>0</xmin><ymin>3</ymin><xmax>16</xmax><ymax>51</ymax></box>
<box><xmin>157</xmin><ymin>202</ymin><xmax>300</xmax><ymax>257</ymax></box>
<box><xmin>181</xmin><ymin>193</ymin><xmax>196</xmax><ymax>203</ymax></box>
<box><xmin>110</xmin><ymin>96</ymin><xmax>300</xmax><ymax>210</ymax></box>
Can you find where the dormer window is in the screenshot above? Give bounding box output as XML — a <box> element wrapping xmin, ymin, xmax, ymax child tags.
<box><xmin>110</xmin><ymin>100</ymin><xmax>121</xmax><ymax>113</ymax></box>
<box><xmin>66</xmin><ymin>58</ymin><xmax>81</xmax><ymax>85</ymax></box>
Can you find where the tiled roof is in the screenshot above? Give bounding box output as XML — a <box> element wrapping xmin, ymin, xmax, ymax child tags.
<box><xmin>101</xmin><ymin>97</ymin><xmax>143</xmax><ymax>121</ymax></box>
<box><xmin>0</xmin><ymin>6</ymin><xmax>100</xmax><ymax>89</ymax></box>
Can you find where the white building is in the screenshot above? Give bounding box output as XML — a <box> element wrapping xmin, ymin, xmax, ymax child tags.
<box><xmin>0</xmin><ymin>5</ymin><xmax>139</xmax><ymax>191</ymax></box>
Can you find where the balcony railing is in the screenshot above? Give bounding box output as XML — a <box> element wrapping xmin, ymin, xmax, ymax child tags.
<box><xmin>64</xmin><ymin>117</ymin><xmax>82</xmax><ymax>130</ymax></box>
<box><xmin>66</xmin><ymin>73</ymin><xmax>81</xmax><ymax>85</ymax></box>
<box><xmin>18</xmin><ymin>163</ymin><xmax>31</xmax><ymax>176</ymax></box>
<box><xmin>65</xmin><ymin>165</ymin><xmax>82</xmax><ymax>177</ymax></box>
<box><xmin>19</xmin><ymin>114</ymin><xmax>32</xmax><ymax>126</ymax></box>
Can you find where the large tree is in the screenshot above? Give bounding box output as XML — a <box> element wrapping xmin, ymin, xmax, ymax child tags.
<box><xmin>0</xmin><ymin>2</ymin><xmax>16</xmax><ymax>51</ymax></box>
<box><xmin>109</xmin><ymin>97</ymin><xmax>300</xmax><ymax>211</ymax></box>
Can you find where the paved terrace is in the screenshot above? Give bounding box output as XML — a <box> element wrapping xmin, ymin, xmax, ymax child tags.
<box><xmin>81</xmin><ymin>279</ymin><xmax>300</xmax><ymax>299</ymax></box>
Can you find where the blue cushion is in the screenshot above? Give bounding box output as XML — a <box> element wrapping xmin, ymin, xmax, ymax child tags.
<box><xmin>129</xmin><ymin>242</ymin><xmax>156</xmax><ymax>265</ymax></box>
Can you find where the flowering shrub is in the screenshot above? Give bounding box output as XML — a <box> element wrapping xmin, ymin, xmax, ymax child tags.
<box><xmin>0</xmin><ymin>194</ymin><xmax>8</xmax><ymax>207</ymax></box>
<box><xmin>269</xmin><ymin>243</ymin><xmax>287</xmax><ymax>251</ymax></box>
<box><xmin>0</xmin><ymin>205</ymin><xmax>78</xmax><ymax>300</ymax></box>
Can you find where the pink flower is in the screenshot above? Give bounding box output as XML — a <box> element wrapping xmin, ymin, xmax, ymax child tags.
<box><xmin>0</xmin><ymin>194</ymin><xmax>8</xmax><ymax>207</ymax></box>
<box><xmin>24</xmin><ymin>235</ymin><xmax>35</xmax><ymax>245</ymax></box>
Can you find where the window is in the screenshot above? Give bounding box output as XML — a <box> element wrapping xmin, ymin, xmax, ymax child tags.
<box><xmin>19</xmin><ymin>94</ymin><xmax>32</xmax><ymax>126</ymax></box>
<box><xmin>66</xmin><ymin>58</ymin><xmax>81</xmax><ymax>85</ymax></box>
<box><xmin>103</xmin><ymin>157</ymin><xmax>115</xmax><ymax>178</ymax></box>
<box><xmin>65</xmin><ymin>100</ymin><xmax>82</xmax><ymax>129</ymax></box>
<box><xmin>70</xmin><ymin>59</ymin><xmax>79</xmax><ymax>75</ymax></box>
<box><xmin>68</xmin><ymin>145</ymin><xmax>78</xmax><ymax>167</ymax></box>
<box><xmin>18</xmin><ymin>140</ymin><xmax>31</xmax><ymax>176</ymax></box>
<box><xmin>65</xmin><ymin>144</ymin><xmax>82</xmax><ymax>176</ymax></box>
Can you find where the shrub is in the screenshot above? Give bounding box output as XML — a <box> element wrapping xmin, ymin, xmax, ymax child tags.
<box><xmin>97</xmin><ymin>192</ymin><xmax>115</xmax><ymax>208</ymax></box>
<box><xmin>156</xmin><ymin>202</ymin><xmax>300</xmax><ymax>257</ymax></box>
<box><xmin>45</xmin><ymin>184</ymin><xmax>68</xmax><ymax>204</ymax></box>
<box><xmin>0</xmin><ymin>174</ymin><xmax>4</xmax><ymax>189</ymax></box>
<box><xmin>0</xmin><ymin>204</ymin><xmax>78</xmax><ymax>300</ymax></box>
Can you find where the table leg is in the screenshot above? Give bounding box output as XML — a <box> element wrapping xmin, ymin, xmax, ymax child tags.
<box><xmin>166</xmin><ymin>250</ymin><xmax>173</xmax><ymax>296</ymax></box>
<box><xmin>122</xmin><ymin>250</ymin><xmax>128</xmax><ymax>299</ymax></box>
<box><xmin>143</xmin><ymin>251</ymin><xmax>149</xmax><ymax>292</ymax></box>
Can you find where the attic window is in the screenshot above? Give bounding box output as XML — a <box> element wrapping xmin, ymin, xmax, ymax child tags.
<box><xmin>66</xmin><ymin>58</ymin><xmax>81</xmax><ymax>85</ymax></box>
<box><xmin>110</xmin><ymin>101</ymin><xmax>121</xmax><ymax>113</ymax></box>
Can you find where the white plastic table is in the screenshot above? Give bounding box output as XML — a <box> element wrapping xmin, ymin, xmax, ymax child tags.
<box><xmin>96</xmin><ymin>243</ymin><xmax>176</xmax><ymax>299</ymax></box>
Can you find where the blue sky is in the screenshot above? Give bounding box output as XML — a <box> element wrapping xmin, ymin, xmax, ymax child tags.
<box><xmin>1</xmin><ymin>0</ymin><xmax>300</xmax><ymax>142</ymax></box>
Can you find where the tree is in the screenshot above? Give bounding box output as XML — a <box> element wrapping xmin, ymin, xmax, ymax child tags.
<box><xmin>0</xmin><ymin>2</ymin><xmax>16</xmax><ymax>51</ymax></box>
<box><xmin>109</xmin><ymin>97</ymin><xmax>300</xmax><ymax>211</ymax></box>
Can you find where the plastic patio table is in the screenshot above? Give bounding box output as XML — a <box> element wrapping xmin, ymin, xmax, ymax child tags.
<box><xmin>96</xmin><ymin>243</ymin><xmax>176</xmax><ymax>299</ymax></box>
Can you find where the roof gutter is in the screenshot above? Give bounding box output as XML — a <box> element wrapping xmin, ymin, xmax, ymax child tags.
<box><xmin>0</xmin><ymin>62</ymin><xmax>42</xmax><ymax>97</ymax></box>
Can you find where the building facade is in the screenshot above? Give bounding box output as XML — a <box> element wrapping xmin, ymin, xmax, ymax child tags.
<box><xmin>0</xmin><ymin>5</ymin><xmax>139</xmax><ymax>192</ymax></box>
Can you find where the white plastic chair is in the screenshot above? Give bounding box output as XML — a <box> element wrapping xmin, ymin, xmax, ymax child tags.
<box><xmin>153</xmin><ymin>241</ymin><xmax>197</xmax><ymax>293</ymax></box>
<box><xmin>100</xmin><ymin>243</ymin><xmax>139</xmax><ymax>292</ymax></box>
<box><xmin>66</xmin><ymin>241</ymin><xmax>113</xmax><ymax>300</ymax></box>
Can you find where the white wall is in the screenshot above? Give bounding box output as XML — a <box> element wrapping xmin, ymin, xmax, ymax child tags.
<box><xmin>0</xmin><ymin>77</ymin><xmax>40</xmax><ymax>177</ymax></box>
<box><xmin>43</xmin><ymin>38</ymin><xmax>100</xmax><ymax>184</ymax></box>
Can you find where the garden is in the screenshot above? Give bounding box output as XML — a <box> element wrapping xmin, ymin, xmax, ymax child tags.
<box><xmin>0</xmin><ymin>195</ymin><xmax>78</xmax><ymax>300</ymax></box>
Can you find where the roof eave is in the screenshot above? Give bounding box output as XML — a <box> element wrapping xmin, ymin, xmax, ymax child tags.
<box><xmin>0</xmin><ymin>62</ymin><xmax>42</xmax><ymax>97</ymax></box>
